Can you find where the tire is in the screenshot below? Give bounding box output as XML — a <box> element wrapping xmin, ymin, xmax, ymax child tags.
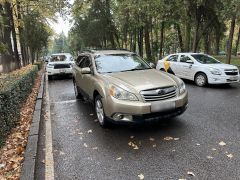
<box><xmin>73</xmin><ymin>79</ymin><xmax>84</xmax><ymax>100</ymax></box>
<box><xmin>95</xmin><ymin>95</ymin><xmax>109</xmax><ymax>128</ymax></box>
<box><xmin>195</xmin><ymin>73</ymin><xmax>208</xmax><ymax>87</ymax></box>
<box><xmin>48</xmin><ymin>75</ymin><xmax>52</xmax><ymax>80</ymax></box>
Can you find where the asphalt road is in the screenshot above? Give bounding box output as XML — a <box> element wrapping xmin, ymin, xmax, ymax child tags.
<box><xmin>38</xmin><ymin>76</ymin><xmax>240</xmax><ymax>180</ymax></box>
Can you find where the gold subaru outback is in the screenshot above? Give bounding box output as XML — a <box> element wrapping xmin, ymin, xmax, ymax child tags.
<box><xmin>73</xmin><ymin>50</ymin><xmax>188</xmax><ymax>127</ymax></box>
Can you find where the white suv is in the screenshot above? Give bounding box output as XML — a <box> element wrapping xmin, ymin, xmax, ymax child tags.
<box><xmin>47</xmin><ymin>53</ymin><xmax>74</xmax><ymax>79</ymax></box>
<box><xmin>156</xmin><ymin>53</ymin><xmax>239</xmax><ymax>86</ymax></box>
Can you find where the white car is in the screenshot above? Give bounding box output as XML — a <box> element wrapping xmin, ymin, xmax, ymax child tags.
<box><xmin>47</xmin><ymin>53</ymin><xmax>74</xmax><ymax>80</ymax></box>
<box><xmin>156</xmin><ymin>53</ymin><xmax>239</xmax><ymax>86</ymax></box>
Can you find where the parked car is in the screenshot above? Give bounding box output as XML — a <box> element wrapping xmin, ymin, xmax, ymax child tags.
<box><xmin>47</xmin><ymin>53</ymin><xmax>73</xmax><ymax>79</ymax></box>
<box><xmin>72</xmin><ymin>49</ymin><xmax>188</xmax><ymax>127</ymax></box>
<box><xmin>156</xmin><ymin>53</ymin><xmax>240</xmax><ymax>86</ymax></box>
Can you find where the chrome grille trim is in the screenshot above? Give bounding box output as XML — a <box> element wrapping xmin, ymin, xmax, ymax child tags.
<box><xmin>140</xmin><ymin>86</ymin><xmax>177</xmax><ymax>102</ymax></box>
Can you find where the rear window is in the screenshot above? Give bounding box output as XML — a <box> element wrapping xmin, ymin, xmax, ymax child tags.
<box><xmin>50</xmin><ymin>55</ymin><xmax>67</xmax><ymax>62</ymax></box>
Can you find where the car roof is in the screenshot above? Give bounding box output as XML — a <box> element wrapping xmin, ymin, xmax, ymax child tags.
<box><xmin>51</xmin><ymin>53</ymin><xmax>72</xmax><ymax>56</ymax></box>
<box><xmin>80</xmin><ymin>49</ymin><xmax>134</xmax><ymax>56</ymax></box>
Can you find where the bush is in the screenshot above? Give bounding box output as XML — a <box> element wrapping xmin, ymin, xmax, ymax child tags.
<box><xmin>0</xmin><ymin>65</ymin><xmax>38</xmax><ymax>146</ymax></box>
<box><xmin>33</xmin><ymin>61</ymin><xmax>44</xmax><ymax>70</ymax></box>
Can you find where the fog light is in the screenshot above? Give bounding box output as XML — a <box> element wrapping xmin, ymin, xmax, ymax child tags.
<box><xmin>112</xmin><ymin>113</ymin><xmax>133</xmax><ymax>122</ymax></box>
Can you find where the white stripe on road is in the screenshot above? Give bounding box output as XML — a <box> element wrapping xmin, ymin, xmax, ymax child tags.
<box><xmin>45</xmin><ymin>74</ymin><xmax>55</xmax><ymax>180</ymax></box>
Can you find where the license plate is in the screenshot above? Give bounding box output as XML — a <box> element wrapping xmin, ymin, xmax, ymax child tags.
<box><xmin>229</xmin><ymin>76</ymin><xmax>238</xmax><ymax>81</ymax></box>
<box><xmin>151</xmin><ymin>101</ymin><xmax>175</xmax><ymax>113</ymax></box>
<box><xmin>60</xmin><ymin>69</ymin><xmax>66</xmax><ymax>73</ymax></box>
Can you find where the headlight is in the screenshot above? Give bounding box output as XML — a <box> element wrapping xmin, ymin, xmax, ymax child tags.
<box><xmin>47</xmin><ymin>64</ymin><xmax>54</xmax><ymax>68</ymax></box>
<box><xmin>210</xmin><ymin>68</ymin><xmax>222</xmax><ymax>75</ymax></box>
<box><xmin>179</xmin><ymin>80</ymin><xmax>186</xmax><ymax>94</ymax></box>
<box><xmin>109</xmin><ymin>84</ymin><xmax>138</xmax><ymax>101</ymax></box>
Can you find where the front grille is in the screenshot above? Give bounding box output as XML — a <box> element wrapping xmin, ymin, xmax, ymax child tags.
<box><xmin>54</xmin><ymin>64</ymin><xmax>70</xmax><ymax>69</ymax></box>
<box><xmin>224</xmin><ymin>69</ymin><xmax>238</xmax><ymax>76</ymax></box>
<box><xmin>140</xmin><ymin>86</ymin><xmax>177</xmax><ymax>102</ymax></box>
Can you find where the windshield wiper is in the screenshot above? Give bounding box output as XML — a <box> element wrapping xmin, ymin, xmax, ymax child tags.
<box><xmin>119</xmin><ymin>68</ymin><xmax>151</xmax><ymax>72</ymax></box>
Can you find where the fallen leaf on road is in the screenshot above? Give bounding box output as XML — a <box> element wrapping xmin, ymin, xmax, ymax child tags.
<box><xmin>164</xmin><ymin>136</ymin><xmax>173</xmax><ymax>141</ymax></box>
<box><xmin>87</xmin><ymin>130</ymin><xmax>93</xmax><ymax>133</ymax></box>
<box><xmin>187</xmin><ymin>172</ymin><xmax>195</xmax><ymax>176</ymax></box>
<box><xmin>116</xmin><ymin>157</ymin><xmax>122</xmax><ymax>160</ymax></box>
<box><xmin>196</xmin><ymin>143</ymin><xmax>200</xmax><ymax>146</ymax></box>
<box><xmin>207</xmin><ymin>156</ymin><xmax>213</xmax><ymax>159</ymax></box>
<box><xmin>130</xmin><ymin>136</ymin><xmax>134</xmax><ymax>139</ymax></box>
<box><xmin>149</xmin><ymin>137</ymin><xmax>155</xmax><ymax>141</ymax></box>
<box><xmin>92</xmin><ymin>147</ymin><xmax>98</xmax><ymax>150</ymax></box>
<box><xmin>94</xmin><ymin>119</ymin><xmax>98</xmax><ymax>122</ymax></box>
<box><xmin>0</xmin><ymin>164</ymin><xmax>5</xmax><ymax>169</ymax></box>
<box><xmin>152</xmin><ymin>144</ymin><xmax>157</xmax><ymax>148</ymax></box>
<box><xmin>59</xmin><ymin>151</ymin><xmax>65</xmax><ymax>155</ymax></box>
<box><xmin>90</xmin><ymin>113</ymin><xmax>94</xmax><ymax>116</ymax></box>
<box><xmin>84</xmin><ymin>143</ymin><xmax>88</xmax><ymax>148</ymax></box>
<box><xmin>174</xmin><ymin>138</ymin><xmax>180</xmax><ymax>141</ymax></box>
<box><xmin>128</xmin><ymin>141</ymin><xmax>139</xmax><ymax>150</ymax></box>
<box><xmin>41</xmin><ymin>160</ymin><xmax>45</xmax><ymax>164</ymax></box>
<box><xmin>138</xmin><ymin>174</ymin><xmax>144</xmax><ymax>179</ymax></box>
<box><xmin>226</xmin><ymin>154</ymin><xmax>233</xmax><ymax>159</ymax></box>
<box><xmin>172</xmin><ymin>149</ymin><xmax>176</xmax><ymax>152</ymax></box>
<box><xmin>219</xmin><ymin>141</ymin><xmax>226</xmax><ymax>146</ymax></box>
<box><xmin>78</xmin><ymin>132</ymin><xmax>83</xmax><ymax>135</ymax></box>
<box><xmin>179</xmin><ymin>179</ymin><xmax>186</xmax><ymax>180</ymax></box>
<box><xmin>212</xmin><ymin>148</ymin><xmax>217</xmax><ymax>151</ymax></box>
<box><xmin>80</xmin><ymin>137</ymin><xmax>83</xmax><ymax>140</ymax></box>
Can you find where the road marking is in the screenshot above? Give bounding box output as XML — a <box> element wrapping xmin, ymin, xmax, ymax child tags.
<box><xmin>45</xmin><ymin>75</ymin><xmax>55</xmax><ymax>180</ymax></box>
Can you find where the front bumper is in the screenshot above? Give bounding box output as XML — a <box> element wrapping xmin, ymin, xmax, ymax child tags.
<box><xmin>208</xmin><ymin>74</ymin><xmax>239</xmax><ymax>84</ymax></box>
<box><xmin>47</xmin><ymin>67</ymin><xmax>72</xmax><ymax>76</ymax></box>
<box><xmin>103</xmin><ymin>90</ymin><xmax>188</xmax><ymax>122</ymax></box>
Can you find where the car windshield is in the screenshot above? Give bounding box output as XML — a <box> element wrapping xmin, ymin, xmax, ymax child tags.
<box><xmin>191</xmin><ymin>54</ymin><xmax>221</xmax><ymax>64</ymax></box>
<box><xmin>95</xmin><ymin>54</ymin><xmax>151</xmax><ymax>73</ymax></box>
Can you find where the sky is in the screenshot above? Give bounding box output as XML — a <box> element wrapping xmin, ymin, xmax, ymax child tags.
<box><xmin>50</xmin><ymin>14</ymin><xmax>73</xmax><ymax>36</ymax></box>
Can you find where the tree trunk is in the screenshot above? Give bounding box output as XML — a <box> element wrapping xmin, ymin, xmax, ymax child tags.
<box><xmin>192</xmin><ymin>21</ymin><xmax>200</xmax><ymax>52</ymax></box>
<box><xmin>184</xmin><ymin>21</ymin><xmax>191</xmax><ymax>52</ymax></box>
<box><xmin>204</xmin><ymin>34</ymin><xmax>210</xmax><ymax>54</ymax></box>
<box><xmin>138</xmin><ymin>26</ymin><xmax>143</xmax><ymax>57</ymax></box>
<box><xmin>1</xmin><ymin>3</ymin><xmax>13</xmax><ymax>55</ymax></box>
<box><xmin>215</xmin><ymin>28</ymin><xmax>221</xmax><ymax>55</ymax></box>
<box><xmin>159</xmin><ymin>21</ymin><xmax>164</xmax><ymax>59</ymax></box>
<box><xmin>226</xmin><ymin>15</ymin><xmax>236</xmax><ymax>64</ymax></box>
<box><xmin>5</xmin><ymin>2</ymin><xmax>20</xmax><ymax>68</ymax></box>
<box><xmin>234</xmin><ymin>27</ymin><xmax>240</xmax><ymax>56</ymax></box>
<box><xmin>144</xmin><ymin>23</ymin><xmax>152</xmax><ymax>60</ymax></box>
<box><xmin>175</xmin><ymin>24</ymin><xmax>184</xmax><ymax>52</ymax></box>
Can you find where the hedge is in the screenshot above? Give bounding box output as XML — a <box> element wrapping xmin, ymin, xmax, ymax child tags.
<box><xmin>0</xmin><ymin>65</ymin><xmax>38</xmax><ymax>146</ymax></box>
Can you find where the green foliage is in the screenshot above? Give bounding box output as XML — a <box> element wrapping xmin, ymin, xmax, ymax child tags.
<box><xmin>51</xmin><ymin>32</ymin><xmax>70</xmax><ymax>53</ymax></box>
<box><xmin>0</xmin><ymin>65</ymin><xmax>38</xmax><ymax>146</ymax></box>
<box><xmin>0</xmin><ymin>42</ymin><xmax>8</xmax><ymax>54</ymax></box>
<box><xmin>33</xmin><ymin>61</ymin><xmax>44</xmax><ymax>70</ymax></box>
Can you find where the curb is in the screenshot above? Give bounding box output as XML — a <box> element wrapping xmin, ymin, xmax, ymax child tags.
<box><xmin>20</xmin><ymin>73</ymin><xmax>45</xmax><ymax>180</ymax></box>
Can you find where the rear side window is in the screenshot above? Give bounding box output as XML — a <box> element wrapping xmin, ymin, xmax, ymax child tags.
<box><xmin>180</xmin><ymin>55</ymin><xmax>191</xmax><ymax>63</ymax></box>
<box><xmin>166</xmin><ymin>55</ymin><xmax>178</xmax><ymax>62</ymax></box>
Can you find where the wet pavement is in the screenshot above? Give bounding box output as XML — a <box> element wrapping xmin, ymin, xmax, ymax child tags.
<box><xmin>36</xmin><ymin>76</ymin><xmax>240</xmax><ymax>180</ymax></box>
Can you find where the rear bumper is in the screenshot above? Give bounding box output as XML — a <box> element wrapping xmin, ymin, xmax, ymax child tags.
<box><xmin>47</xmin><ymin>68</ymin><xmax>72</xmax><ymax>76</ymax></box>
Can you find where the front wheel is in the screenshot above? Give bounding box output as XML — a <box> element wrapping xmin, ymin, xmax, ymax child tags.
<box><xmin>95</xmin><ymin>95</ymin><xmax>109</xmax><ymax>128</ymax></box>
<box><xmin>195</xmin><ymin>73</ymin><xmax>208</xmax><ymax>87</ymax></box>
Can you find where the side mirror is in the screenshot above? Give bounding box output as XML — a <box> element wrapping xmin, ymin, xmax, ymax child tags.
<box><xmin>186</xmin><ymin>60</ymin><xmax>194</xmax><ymax>64</ymax></box>
<box><xmin>81</xmin><ymin>67</ymin><xmax>91</xmax><ymax>74</ymax></box>
<box><xmin>149</xmin><ymin>62</ymin><xmax>156</xmax><ymax>68</ymax></box>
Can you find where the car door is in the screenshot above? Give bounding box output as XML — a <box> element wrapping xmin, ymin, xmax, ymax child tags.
<box><xmin>178</xmin><ymin>55</ymin><xmax>194</xmax><ymax>79</ymax></box>
<box><xmin>78</xmin><ymin>56</ymin><xmax>95</xmax><ymax>98</ymax></box>
<box><xmin>164</xmin><ymin>55</ymin><xmax>179</xmax><ymax>75</ymax></box>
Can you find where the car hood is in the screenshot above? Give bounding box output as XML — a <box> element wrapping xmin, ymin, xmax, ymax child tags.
<box><xmin>207</xmin><ymin>63</ymin><xmax>238</xmax><ymax>70</ymax></box>
<box><xmin>104</xmin><ymin>69</ymin><xmax>178</xmax><ymax>92</ymax></box>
